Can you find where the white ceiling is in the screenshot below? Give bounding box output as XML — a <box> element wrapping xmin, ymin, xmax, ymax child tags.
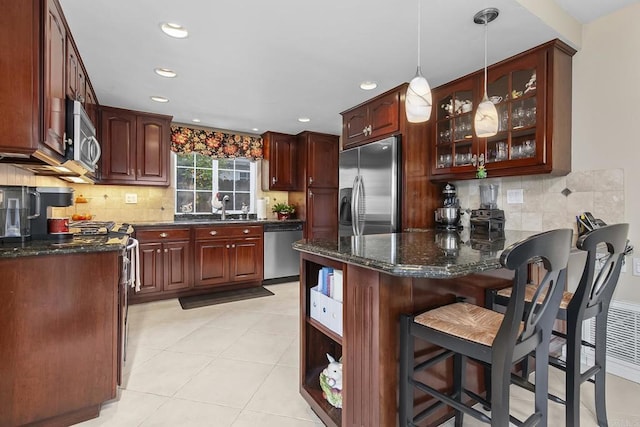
<box><xmin>59</xmin><ymin>0</ymin><xmax>636</xmax><ymax>136</ymax></box>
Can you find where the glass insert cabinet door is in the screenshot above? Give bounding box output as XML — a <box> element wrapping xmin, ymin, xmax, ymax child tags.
<box><xmin>434</xmin><ymin>79</ymin><xmax>479</xmax><ymax>173</ymax></box>
<box><xmin>483</xmin><ymin>53</ymin><xmax>544</xmax><ymax>168</ymax></box>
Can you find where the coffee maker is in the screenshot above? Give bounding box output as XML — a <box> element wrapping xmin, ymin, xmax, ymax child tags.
<box><xmin>434</xmin><ymin>183</ymin><xmax>462</xmax><ymax>230</ymax></box>
<box><xmin>0</xmin><ymin>186</ymin><xmax>75</xmax><ymax>242</ymax></box>
<box><xmin>31</xmin><ymin>187</ymin><xmax>74</xmax><ymax>240</ymax></box>
<box><xmin>470</xmin><ymin>183</ymin><xmax>505</xmax><ymax>238</ymax></box>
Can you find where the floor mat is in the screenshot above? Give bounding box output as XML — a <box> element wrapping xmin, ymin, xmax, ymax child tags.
<box><xmin>179</xmin><ymin>286</ymin><xmax>274</xmax><ymax>309</ymax></box>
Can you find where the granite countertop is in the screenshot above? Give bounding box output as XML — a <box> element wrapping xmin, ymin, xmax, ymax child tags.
<box><xmin>133</xmin><ymin>217</ymin><xmax>304</xmax><ymax>228</ymax></box>
<box><xmin>0</xmin><ymin>234</ymin><xmax>128</xmax><ymax>259</ymax></box>
<box><xmin>293</xmin><ymin>229</ymin><xmax>539</xmax><ymax>279</ymax></box>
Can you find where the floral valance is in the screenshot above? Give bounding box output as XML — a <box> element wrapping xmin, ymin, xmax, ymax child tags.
<box><xmin>170</xmin><ymin>125</ymin><xmax>263</xmax><ymax>160</ymax></box>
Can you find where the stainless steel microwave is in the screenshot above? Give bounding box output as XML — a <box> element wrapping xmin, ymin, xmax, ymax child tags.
<box><xmin>65</xmin><ymin>99</ymin><xmax>101</xmax><ymax>174</ymax></box>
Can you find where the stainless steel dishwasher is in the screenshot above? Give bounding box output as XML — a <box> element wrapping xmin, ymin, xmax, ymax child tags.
<box><xmin>263</xmin><ymin>222</ymin><xmax>303</xmax><ymax>283</ymax></box>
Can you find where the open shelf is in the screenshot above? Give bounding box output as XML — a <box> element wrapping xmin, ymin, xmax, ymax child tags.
<box><xmin>306</xmin><ymin>316</ymin><xmax>343</xmax><ymax>345</ymax></box>
<box><xmin>302</xmin><ymin>365</ymin><xmax>342</xmax><ymax>427</ymax></box>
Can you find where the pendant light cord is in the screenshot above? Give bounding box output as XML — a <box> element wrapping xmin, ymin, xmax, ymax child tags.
<box><xmin>417</xmin><ymin>0</ymin><xmax>421</xmax><ymax>68</ymax></box>
<box><xmin>483</xmin><ymin>20</ymin><xmax>488</xmax><ymax>95</ymax></box>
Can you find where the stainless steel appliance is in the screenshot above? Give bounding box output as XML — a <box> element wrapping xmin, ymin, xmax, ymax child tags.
<box><xmin>470</xmin><ymin>183</ymin><xmax>505</xmax><ymax>235</ymax></box>
<box><xmin>65</xmin><ymin>99</ymin><xmax>101</xmax><ymax>175</ymax></box>
<box><xmin>263</xmin><ymin>222</ymin><xmax>303</xmax><ymax>282</ymax></box>
<box><xmin>435</xmin><ymin>183</ymin><xmax>462</xmax><ymax>230</ymax></box>
<box><xmin>0</xmin><ymin>186</ymin><xmax>40</xmax><ymax>241</ymax></box>
<box><xmin>338</xmin><ymin>136</ymin><xmax>400</xmax><ymax>236</ymax></box>
<box><xmin>30</xmin><ymin>187</ymin><xmax>74</xmax><ymax>240</ymax></box>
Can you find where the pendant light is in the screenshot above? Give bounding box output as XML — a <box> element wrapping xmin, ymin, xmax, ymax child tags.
<box><xmin>405</xmin><ymin>0</ymin><xmax>432</xmax><ymax>123</ymax></box>
<box><xmin>473</xmin><ymin>8</ymin><xmax>499</xmax><ymax>137</ymax></box>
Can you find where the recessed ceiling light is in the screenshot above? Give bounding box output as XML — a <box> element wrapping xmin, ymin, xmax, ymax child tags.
<box><xmin>160</xmin><ymin>22</ymin><xmax>188</xmax><ymax>39</ymax></box>
<box><xmin>252</xmin><ymin>128</ymin><xmax>259</xmax><ymax>132</ymax></box>
<box><xmin>154</xmin><ymin>67</ymin><xmax>177</xmax><ymax>78</ymax></box>
<box><xmin>360</xmin><ymin>81</ymin><xmax>378</xmax><ymax>90</ymax></box>
<box><xmin>298</xmin><ymin>117</ymin><xmax>311</xmax><ymax>123</ymax></box>
<box><xmin>192</xmin><ymin>118</ymin><xmax>201</xmax><ymax>123</ymax></box>
<box><xmin>150</xmin><ymin>96</ymin><xmax>169</xmax><ymax>103</ymax></box>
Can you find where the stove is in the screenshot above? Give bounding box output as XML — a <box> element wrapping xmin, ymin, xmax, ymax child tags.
<box><xmin>69</xmin><ymin>221</ymin><xmax>132</xmax><ymax>236</ymax></box>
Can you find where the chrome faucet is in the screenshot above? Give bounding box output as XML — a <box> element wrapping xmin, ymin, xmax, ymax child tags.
<box><xmin>220</xmin><ymin>195</ymin><xmax>230</xmax><ymax>220</ymax></box>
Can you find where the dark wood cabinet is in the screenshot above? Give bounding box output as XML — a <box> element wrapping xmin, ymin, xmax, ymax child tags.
<box><xmin>340</xmin><ymin>85</ymin><xmax>441</xmax><ymax>230</ymax></box>
<box><xmin>341</xmin><ymin>91</ymin><xmax>400</xmax><ymax>149</ymax></box>
<box><xmin>194</xmin><ymin>225</ymin><xmax>263</xmax><ymax>287</ymax></box>
<box><xmin>431</xmin><ymin>39</ymin><xmax>576</xmax><ymax>181</ymax></box>
<box><xmin>288</xmin><ymin>131</ymin><xmax>339</xmax><ymax>240</ymax></box>
<box><xmin>0</xmin><ymin>0</ymin><xmax>99</xmax><ymax>160</ymax></box>
<box><xmin>43</xmin><ymin>0</ymin><xmax>67</xmax><ymax>156</ymax></box>
<box><xmin>133</xmin><ymin>228</ymin><xmax>191</xmax><ymax>299</ymax></box>
<box><xmin>85</xmin><ymin>81</ymin><xmax>98</xmax><ymax>126</ymax></box>
<box><xmin>261</xmin><ymin>131</ymin><xmax>299</xmax><ymax>191</ymax></box>
<box><xmin>99</xmin><ymin>106</ymin><xmax>172</xmax><ymax>186</ymax></box>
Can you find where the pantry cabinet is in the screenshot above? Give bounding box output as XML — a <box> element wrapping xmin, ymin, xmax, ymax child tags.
<box><xmin>341</xmin><ymin>91</ymin><xmax>400</xmax><ymax>149</ymax></box>
<box><xmin>99</xmin><ymin>106</ymin><xmax>173</xmax><ymax>186</ymax></box>
<box><xmin>133</xmin><ymin>227</ymin><xmax>191</xmax><ymax>300</ymax></box>
<box><xmin>193</xmin><ymin>225</ymin><xmax>263</xmax><ymax>287</ymax></box>
<box><xmin>261</xmin><ymin>131</ymin><xmax>299</xmax><ymax>191</ymax></box>
<box><xmin>431</xmin><ymin>39</ymin><xmax>576</xmax><ymax>181</ymax></box>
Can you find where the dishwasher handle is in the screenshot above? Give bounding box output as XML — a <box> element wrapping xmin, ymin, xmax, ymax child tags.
<box><xmin>263</xmin><ymin>222</ymin><xmax>303</xmax><ymax>232</ymax></box>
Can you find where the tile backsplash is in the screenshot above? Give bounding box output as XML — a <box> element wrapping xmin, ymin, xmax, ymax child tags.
<box><xmin>453</xmin><ymin>168</ymin><xmax>625</xmax><ymax>232</ymax></box>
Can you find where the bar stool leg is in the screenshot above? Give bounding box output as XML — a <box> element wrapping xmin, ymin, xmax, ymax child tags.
<box><xmin>565</xmin><ymin>316</ymin><xmax>582</xmax><ymax>427</ymax></box>
<box><xmin>454</xmin><ymin>353</ymin><xmax>465</xmax><ymax>427</ymax></box>
<box><xmin>535</xmin><ymin>336</ymin><xmax>551</xmax><ymax>427</ymax></box>
<box><xmin>399</xmin><ymin>315</ymin><xmax>414</xmax><ymax>426</ymax></box>
<box><xmin>594</xmin><ymin>313</ymin><xmax>609</xmax><ymax>427</ymax></box>
<box><xmin>491</xmin><ymin>352</ymin><xmax>512</xmax><ymax>426</ymax></box>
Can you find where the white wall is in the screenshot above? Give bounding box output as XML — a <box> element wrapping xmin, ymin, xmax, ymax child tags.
<box><xmin>572</xmin><ymin>3</ymin><xmax>640</xmax><ymax>302</ymax></box>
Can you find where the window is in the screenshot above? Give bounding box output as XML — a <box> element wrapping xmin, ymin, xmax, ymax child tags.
<box><xmin>175</xmin><ymin>153</ymin><xmax>256</xmax><ymax>215</ymax></box>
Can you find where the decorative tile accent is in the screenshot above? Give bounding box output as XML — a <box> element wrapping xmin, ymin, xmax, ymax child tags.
<box><xmin>561</xmin><ymin>188</ymin><xmax>572</xmax><ymax>197</ymax></box>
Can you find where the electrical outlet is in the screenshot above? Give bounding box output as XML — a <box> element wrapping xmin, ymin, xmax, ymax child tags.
<box><xmin>125</xmin><ymin>193</ymin><xmax>138</xmax><ymax>204</ymax></box>
<box><xmin>633</xmin><ymin>257</ymin><xmax>640</xmax><ymax>277</ymax></box>
<box><xmin>506</xmin><ymin>189</ymin><xmax>524</xmax><ymax>204</ymax></box>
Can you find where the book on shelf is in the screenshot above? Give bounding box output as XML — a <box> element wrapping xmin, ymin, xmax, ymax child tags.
<box><xmin>317</xmin><ymin>267</ymin><xmax>343</xmax><ymax>301</ymax></box>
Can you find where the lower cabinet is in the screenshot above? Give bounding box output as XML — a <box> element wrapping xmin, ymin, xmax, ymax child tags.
<box><xmin>131</xmin><ymin>224</ymin><xmax>264</xmax><ymax>303</ymax></box>
<box><xmin>194</xmin><ymin>225</ymin><xmax>263</xmax><ymax>287</ymax></box>
<box><xmin>132</xmin><ymin>227</ymin><xmax>191</xmax><ymax>302</ymax></box>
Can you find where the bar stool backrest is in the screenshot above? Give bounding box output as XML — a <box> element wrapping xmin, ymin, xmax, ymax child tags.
<box><xmin>572</xmin><ymin>223</ymin><xmax>629</xmax><ymax>318</ymax></box>
<box><xmin>498</xmin><ymin>229</ymin><xmax>573</xmax><ymax>350</ymax></box>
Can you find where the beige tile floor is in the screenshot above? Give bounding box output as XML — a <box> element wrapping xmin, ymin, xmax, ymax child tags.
<box><xmin>76</xmin><ymin>281</ymin><xmax>640</xmax><ymax>427</ymax></box>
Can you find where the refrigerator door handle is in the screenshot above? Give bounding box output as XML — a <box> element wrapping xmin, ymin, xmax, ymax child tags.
<box><xmin>351</xmin><ymin>175</ymin><xmax>360</xmax><ymax>236</ymax></box>
<box><xmin>352</xmin><ymin>175</ymin><xmax>366</xmax><ymax>236</ymax></box>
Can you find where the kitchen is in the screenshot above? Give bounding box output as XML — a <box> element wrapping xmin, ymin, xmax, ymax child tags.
<box><xmin>1</xmin><ymin>0</ymin><xmax>640</xmax><ymax>426</ymax></box>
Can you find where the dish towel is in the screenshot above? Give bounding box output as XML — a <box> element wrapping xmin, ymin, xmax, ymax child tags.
<box><xmin>126</xmin><ymin>238</ymin><xmax>141</xmax><ymax>292</ymax></box>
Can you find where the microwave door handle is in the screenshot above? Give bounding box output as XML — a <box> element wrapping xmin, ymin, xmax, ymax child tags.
<box><xmin>87</xmin><ymin>135</ymin><xmax>101</xmax><ymax>165</ymax></box>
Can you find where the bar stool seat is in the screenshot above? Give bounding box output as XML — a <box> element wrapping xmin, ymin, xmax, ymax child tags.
<box><xmin>488</xmin><ymin>223</ymin><xmax>630</xmax><ymax>427</ymax></box>
<box><xmin>399</xmin><ymin>228</ymin><xmax>572</xmax><ymax>427</ymax></box>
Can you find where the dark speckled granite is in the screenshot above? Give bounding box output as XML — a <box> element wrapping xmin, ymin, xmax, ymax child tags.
<box><xmin>293</xmin><ymin>229</ymin><xmax>539</xmax><ymax>278</ymax></box>
<box><xmin>132</xmin><ymin>218</ymin><xmax>304</xmax><ymax>228</ymax></box>
<box><xmin>0</xmin><ymin>234</ymin><xmax>128</xmax><ymax>258</ymax></box>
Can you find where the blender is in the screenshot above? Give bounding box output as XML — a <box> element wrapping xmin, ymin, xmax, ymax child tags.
<box><xmin>470</xmin><ymin>183</ymin><xmax>505</xmax><ymax>237</ymax></box>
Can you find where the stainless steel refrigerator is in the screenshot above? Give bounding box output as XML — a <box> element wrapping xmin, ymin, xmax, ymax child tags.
<box><xmin>338</xmin><ymin>136</ymin><xmax>400</xmax><ymax>236</ymax></box>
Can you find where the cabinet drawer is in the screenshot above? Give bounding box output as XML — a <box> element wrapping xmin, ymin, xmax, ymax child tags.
<box><xmin>194</xmin><ymin>225</ymin><xmax>263</xmax><ymax>240</ymax></box>
<box><xmin>135</xmin><ymin>228</ymin><xmax>191</xmax><ymax>241</ymax></box>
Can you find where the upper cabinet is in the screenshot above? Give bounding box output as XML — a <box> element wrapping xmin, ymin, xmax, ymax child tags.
<box><xmin>431</xmin><ymin>39</ymin><xmax>576</xmax><ymax>181</ymax></box>
<box><xmin>341</xmin><ymin>91</ymin><xmax>400</xmax><ymax>149</ymax></box>
<box><xmin>99</xmin><ymin>106</ymin><xmax>173</xmax><ymax>186</ymax></box>
<box><xmin>0</xmin><ymin>0</ymin><xmax>99</xmax><ymax>159</ymax></box>
<box><xmin>261</xmin><ymin>131</ymin><xmax>299</xmax><ymax>191</ymax></box>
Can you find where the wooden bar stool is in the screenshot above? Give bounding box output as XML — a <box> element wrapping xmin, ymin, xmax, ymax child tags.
<box><xmin>489</xmin><ymin>223</ymin><xmax>629</xmax><ymax>427</ymax></box>
<box><xmin>399</xmin><ymin>228</ymin><xmax>572</xmax><ymax>426</ymax></box>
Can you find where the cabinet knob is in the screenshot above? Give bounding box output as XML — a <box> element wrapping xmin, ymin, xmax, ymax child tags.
<box><xmin>226</xmin><ymin>244</ymin><xmax>230</xmax><ymax>249</ymax></box>
<box><xmin>164</xmin><ymin>249</ymin><xmax>168</xmax><ymax>253</ymax></box>
<box><xmin>309</xmin><ymin>176</ymin><xmax>313</xmax><ymax>185</ymax></box>
<box><xmin>156</xmin><ymin>249</ymin><xmax>161</xmax><ymax>253</ymax></box>
<box><xmin>232</xmin><ymin>244</ymin><xmax>236</xmax><ymax>248</ymax></box>
<box><xmin>159</xmin><ymin>232</ymin><xmax>168</xmax><ymax>238</ymax></box>
<box><xmin>243</xmin><ymin>229</ymin><xmax>249</xmax><ymax>234</ymax></box>
<box><xmin>209</xmin><ymin>230</ymin><xmax>217</xmax><ymax>236</ymax></box>
<box><xmin>309</xmin><ymin>190</ymin><xmax>313</xmax><ymax>197</ymax></box>
<box><xmin>272</xmin><ymin>176</ymin><xmax>277</xmax><ymax>185</ymax></box>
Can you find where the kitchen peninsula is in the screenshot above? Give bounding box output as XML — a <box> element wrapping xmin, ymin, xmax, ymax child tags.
<box><xmin>293</xmin><ymin>230</ymin><xmax>535</xmax><ymax>427</ymax></box>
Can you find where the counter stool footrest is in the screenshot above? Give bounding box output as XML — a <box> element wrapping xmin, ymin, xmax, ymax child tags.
<box><xmin>510</xmin><ymin>372</ymin><xmax>566</xmax><ymax>405</ymax></box>
<box><xmin>414</xmin><ymin>349</ymin><xmax>454</xmax><ymax>372</ymax></box>
<box><xmin>411</xmin><ymin>378</ymin><xmax>491</xmax><ymax>424</ymax></box>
